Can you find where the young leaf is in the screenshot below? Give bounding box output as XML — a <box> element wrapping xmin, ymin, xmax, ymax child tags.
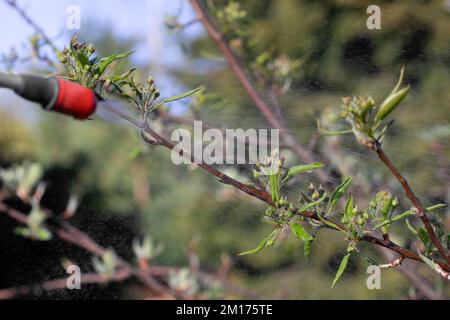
<box><xmin>342</xmin><ymin>195</ymin><xmax>354</xmax><ymax>224</ymax></box>
<box><xmin>390</xmin><ymin>210</ymin><xmax>416</xmax><ymax>222</ymax></box>
<box><xmin>269</xmin><ymin>172</ymin><xmax>280</xmax><ymax>203</ymax></box>
<box><xmin>304</xmin><ymin>239</ymin><xmax>313</xmax><ymax>261</ymax></box>
<box><xmin>153</xmin><ymin>86</ymin><xmax>204</xmax><ymax>110</ymax></box>
<box><xmin>374</xmin><ymin>210</ymin><xmax>415</xmax><ymax>229</ymax></box>
<box><xmin>110</xmin><ymin>68</ymin><xmax>136</xmax><ymax>82</ymax></box>
<box><xmin>34</xmin><ymin>227</ymin><xmax>52</xmax><ymax>241</ymax></box>
<box><xmin>291</xmin><ymin>223</ymin><xmax>314</xmax><ymax>241</ymax></box>
<box><xmin>14</xmin><ymin>227</ymin><xmax>32</xmax><ymax>238</ymax></box>
<box><xmin>390</xmin><ymin>66</ymin><xmax>405</xmax><ymax>96</ymax></box>
<box><xmin>418</xmin><ymin>252</ymin><xmax>442</xmax><ymax>275</ymax></box>
<box><xmin>405</xmin><ymin>218</ymin><xmax>418</xmax><ymax>235</ymax></box>
<box><xmin>417</xmin><ymin>228</ymin><xmax>434</xmax><ymax>254</ymax></box>
<box><xmin>77</xmin><ymin>51</ymin><xmax>90</xmax><ymax>67</ymax></box>
<box><xmin>282</xmin><ymin>162</ymin><xmax>324</xmax><ymax>183</ymax></box>
<box><xmin>238</xmin><ymin>239</ymin><xmax>269</xmax><ymax>256</ymax></box>
<box><xmin>327</xmin><ymin>177</ymin><xmax>352</xmax><ymax>214</ymax></box>
<box><xmin>318</xmin><ymin>213</ymin><xmax>343</xmax><ymax>231</ymax></box>
<box><xmin>426</xmin><ymin>203</ymin><xmax>447</xmax><ymax>213</ymax></box>
<box><xmin>375</xmin><ymin>86</ymin><xmax>410</xmax><ymax>122</ymax></box>
<box><xmin>298</xmin><ymin>194</ymin><xmax>327</xmax><ymax>213</ymax></box>
<box><xmin>238</xmin><ymin>229</ymin><xmax>279</xmax><ymax>256</ymax></box>
<box><xmin>95</xmin><ymin>51</ymin><xmax>135</xmax><ymax>76</ymax></box>
<box><xmin>332</xmin><ymin>253</ymin><xmax>350</xmax><ymax>288</ymax></box>
<box><xmin>317</xmin><ymin>120</ymin><xmax>353</xmax><ymax>136</ymax></box>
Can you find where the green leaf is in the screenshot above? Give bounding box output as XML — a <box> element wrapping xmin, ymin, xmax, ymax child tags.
<box><xmin>238</xmin><ymin>229</ymin><xmax>278</xmax><ymax>256</ymax></box>
<box><xmin>418</xmin><ymin>228</ymin><xmax>430</xmax><ymax>246</ymax></box>
<box><xmin>34</xmin><ymin>227</ymin><xmax>52</xmax><ymax>241</ymax></box>
<box><xmin>342</xmin><ymin>195</ymin><xmax>354</xmax><ymax>224</ymax></box>
<box><xmin>405</xmin><ymin>218</ymin><xmax>418</xmax><ymax>235</ymax></box>
<box><xmin>110</xmin><ymin>68</ymin><xmax>136</xmax><ymax>82</ymax></box>
<box><xmin>332</xmin><ymin>253</ymin><xmax>350</xmax><ymax>288</ymax></box>
<box><xmin>291</xmin><ymin>223</ymin><xmax>313</xmax><ymax>241</ymax></box>
<box><xmin>375</xmin><ymin>86</ymin><xmax>410</xmax><ymax>122</ymax></box>
<box><xmin>417</xmin><ymin>228</ymin><xmax>433</xmax><ymax>254</ymax></box>
<box><xmin>418</xmin><ymin>252</ymin><xmax>440</xmax><ymax>273</ymax></box>
<box><xmin>298</xmin><ymin>194</ymin><xmax>327</xmax><ymax>213</ymax></box>
<box><xmin>317</xmin><ymin>120</ymin><xmax>352</xmax><ymax>136</ymax></box>
<box><xmin>269</xmin><ymin>172</ymin><xmax>280</xmax><ymax>203</ymax></box>
<box><xmin>77</xmin><ymin>51</ymin><xmax>90</xmax><ymax>67</ymax></box>
<box><xmin>328</xmin><ymin>177</ymin><xmax>352</xmax><ymax>215</ymax></box>
<box><xmin>282</xmin><ymin>162</ymin><xmax>324</xmax><ymax>183</ymax></box>
<box><xmin>127</xmin><ymin>147</ymin><xmax>143</xmax><ymax>161</ymax></box>
<box><xmin>14</xmin><ymin>227</ymin><xmax>32</xmax><ymax>238</ymax></box>
<box><xmin>390</xmin><ymin>66</ymin><xmax>405</xmax><ymax>96</ymax></box>
<box><xmin>374</xmin><ymin>210</ymin><xmax>415</xmax><ymax>229</ymax></box>
<box><xmin>153</xmin><ymin>86</ymin><xmax>204</xmax><ymax>110</ymax></box>
<box><xmin>304</xmin><ymin>240</ymin><xmax>313</xmax><ymax>261</ymax></box>
<box><xmin>390</xmin><ymin>210</ymin><xmax>416</xmax><ymax>222</ymax></box>
<box><xmin>95</xmin><ymin>51</ymin><xmax>135</xmax><ymax>76</ymax></box>
<box><xmin>426</xmin><ymin>203</ymin><xmax>447</xmax><ymax>212</ymax></box>
<box><xmin>318</xmin><ymin>213</ymin><xmax>342</xmax><ymax>231</ymax></box>
<box><xmin>14</xmin><ymin>226</ymin><xmax>52</xmax><ymax>241</ymax></box>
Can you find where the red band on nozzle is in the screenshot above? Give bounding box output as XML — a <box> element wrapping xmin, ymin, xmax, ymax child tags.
<box><xmin>53</xmin><ymin>79</ymin><xmax>97</xmax><ymax>120</ymax></box>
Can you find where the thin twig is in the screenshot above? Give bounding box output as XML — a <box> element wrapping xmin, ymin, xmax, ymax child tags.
<box><xmin>0</xmin><ymin>269</ymin><xmax>133</xmax><ymax>300</ymax></box>
<box><xmin>379</xmin><ymin>257</ymin><xmax>404</xmax><ymax>269</ymax></box>
<box><xmin>378</xmin><ymin>248</ymin><xmax>444</xmax><ymax>300</ymax></box>
<box><xmin>374</xmin><ymin>142</ymin><xmax>450</xmax><ymax>265</ymax></box>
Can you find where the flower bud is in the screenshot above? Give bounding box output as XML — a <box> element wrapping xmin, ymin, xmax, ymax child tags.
<box><xmin>58</xmin><ymin>53</ymin><xmax>67</xmax><ymax>64</ymax></box>
<box><xmin>87</xmin><ymin>44</ymin><xmax>96</xmax><ymax>54</ymax></box>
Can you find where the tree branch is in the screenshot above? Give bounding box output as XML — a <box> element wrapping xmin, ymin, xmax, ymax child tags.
<box><xmin>103</xmin><ymin>104</ymin><xmax>437</xmax><ymax>272</ymax></box>
<box><xmin>0</xmin><ymin>269</ymin><xmax>133</xmax><ymax>300</ymax></box>
<box><xmin>374</xmin><ymin>142</ymin><xmax>450</xmax><ymax>265</ymax></box>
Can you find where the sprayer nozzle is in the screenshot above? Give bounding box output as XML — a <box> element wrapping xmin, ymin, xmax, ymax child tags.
<box><xmin>52</xmin><ymin>79</ymin><xmax>97</xmax><ymax>120</ymax></box>
<box><xmin>0</xmin><ymin>72</ymin><xmax>97</xmax><ymax>120</ymax></box>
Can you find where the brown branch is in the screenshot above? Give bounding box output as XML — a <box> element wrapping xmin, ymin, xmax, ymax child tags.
<box><xmin>188</xmin><ymin>0</ymin><xmax>329</xmax><ymax>184</ymax></box>
<box><xmin>141</xmin><ymin>121</ymin><xmax>274</xmax><ymax>204</ymax></box>
<box><xmin>103</xmin><ymin>103</ymin><xmax>440</xmax><ymax>272</ymax></box>
<box><xmin>378</xmin><ymin>248</ymin><xmax>444</xmax><ymax>300</ymax></box>
<box><xmin>374</xmin><ymin>143</ymin><xmax>450</xmax><ymax>266</ymax></box>
<box><xmin>0</xmin><ymin>269</ymin><xmax>133</xmax><ymax>300</ymax></box>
